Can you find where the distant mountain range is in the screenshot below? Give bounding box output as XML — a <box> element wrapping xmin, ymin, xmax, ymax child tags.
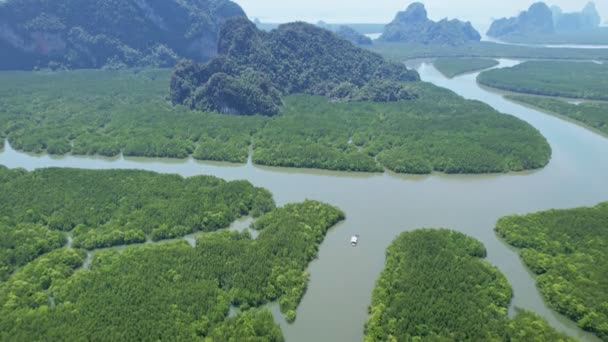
<box><xmin>488</xmin><ymin>2</ymin><xmax>602</xmax><ymax>40</ymax></box>
<box><xmin>0</xmin><ymin>0</ymin><xmax>246</xmax><ymax>70</ymax></box>
<box><xmin>379</xmin><ymin>2</ymin><xmax>481</xmax><ymax>45</ymax></box>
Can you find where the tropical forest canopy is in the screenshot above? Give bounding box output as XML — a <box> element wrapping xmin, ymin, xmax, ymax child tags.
<box><xmin>0</xmin><ymin>0</ymin><xmax>246</xmax><ymax>70</ymax></box>
<box><xmin>170</xmin><ymin>17</ymin><xmax>420</xmax><ymax>115</ymax></box>
<box><xmin>0</xmin><ymin>166</ymin><xmax>275</xmax><ymax>251</ymax></box>
<box><xmin>0</xmin><ymin>69</ymin><xmax>551</xmax><ymax>174</ymax></box>
<box><xmin>506</xmin><ymin>95</ymin><xmax>608</xmax><ymax>136</ymax></box>
<box><xmin>478</xmin><ymin>61</ymin><xmax>608</xmax><ymax>101</ymax></box>
<box><xmin>433</xmin><ymin>58</ymin><xmax>499</xmax><ymax>78</ymax></box>
<box><xmin>0</xmin><ymin>189</ymin><xmax>344</xmax><ymax>340</ymax></box>
<box><xmin>364</xmin><ymin>229</ymin><xmax>575</xmax><ymax>341</ymax></box>
<box><xmin>496</xmin><ymin>202</ymin><xmax>608</xmax><ymax>341</ymax></box>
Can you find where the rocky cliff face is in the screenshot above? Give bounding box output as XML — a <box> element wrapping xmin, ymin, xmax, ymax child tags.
<box><xmin>553</xmin><ymin>2</ymin><xmax>601</xmax><ymax>32</ymax></box>
<box><xmin>379</xmin><ymin>2</ymin><xmax>481</xmax><ymax>45</ymax></box>
<box><xmin>0</xmin><ymin>0</ymin><xmax>246</xmax><ymax>70</ymax></box>
<box><xmin>488</xmin><ymin>2</ymin><xmax>554</xmax><ymax>38</ymax></box>
<box><xmin>171</xmin><ymin>18</ymin><xmax>420</xmax><ymax>115</ymax></box>
<box><xmin>488</xmin><ymin>1</ymin><xmax>602</xmax><ymax>39</ymax></box>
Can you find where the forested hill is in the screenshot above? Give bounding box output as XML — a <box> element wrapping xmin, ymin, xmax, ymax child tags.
<box><xmin>0</xmin><ymin>0</ymin><xmax>245</xmax><ymax>70</ymax></box>
<box><xmin>170</xmin><ymin>18</ymin><xmax>420</xmax><ymax>115</ymax></box>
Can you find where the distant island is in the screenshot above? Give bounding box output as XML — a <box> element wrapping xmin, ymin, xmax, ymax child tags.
<box><xmin>379</xmin><ymin>2</ymin><xmax>481</xmax><ymax>45</ymax></box>
<box><xmin>488</xmin><ymin>2</ymin><xmax>604</xmax><ymax>44</ymax></box>
<box><xmin>334</xmin><ymin>25</ymin><xmax>373</xmax><ymax>45</ymax></box>
<box><xmin>0</xmin><ymin>0</ymin><xmax>246</xmax><ymax>70</ymax></box>
<box><xmin>170</xmin><ymin>18</ymin><xmax>420</xmax><ymax>116</ymax></box>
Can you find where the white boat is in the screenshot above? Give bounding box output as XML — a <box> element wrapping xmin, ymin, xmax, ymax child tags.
<box><xmin>350</xmin><ymin>235</ymin><xmax>359</xmax><ymax>246</ymax></box>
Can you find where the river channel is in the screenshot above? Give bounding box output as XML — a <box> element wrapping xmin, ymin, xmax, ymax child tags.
<box><xmin>0</xmin><ymin>60</ymin><xmax>606</xmax><ymax>341</ymax></box>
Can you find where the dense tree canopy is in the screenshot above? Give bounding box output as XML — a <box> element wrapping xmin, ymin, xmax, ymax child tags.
<box><xmin>0</xmin><ymin>166</ymin><xmax>275</xmax><ymax>250</ymax></box>
<box><xmin>496</xmin><ymin>202</ymin><xmax>608</xmax><ymax>340</ymax></box>
<box><xmin>170</xmin><ymin>18</ymin><xmax>420</xmax><ymax>115</ymax></box>
<box><xmin>0</xmin><ymin>0</ymin><xmax>245</xmax><ymax>70</ymax></box>
<box><xmin>0</xmin><ymin>199</ymin><xmax>345</xmax><ymax>340</ymax></box>
<box><xmin>478</xmin><ymin>61</ymin><xmax>608</xmax><ymax>101</ymax></box>
<box><xmin>507</xmin><ymin>95</ymin><xmax>608</xmax><ymax>136</ymax></box>
<box><xmin>253</xmin><ymin>84</ymin><xmax>551</xmax><ymax>174</ymax></box>
<box><xmin>0</xmin><ymin>69</ymin><xmax>552</xmax><ymax>174</ymax></box>
<box><xmin>365</xmin><ymin>229</ymin><xmax>575</xmax><ymax>341</ymax></box>
<box><xmin>433</xmin><ymin>58</ymin><xmax>499</xmax><ymax>78</ymax></box>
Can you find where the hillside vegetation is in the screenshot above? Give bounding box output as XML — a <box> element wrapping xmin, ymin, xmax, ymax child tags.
<box><xmin>496</xmin><ymin>202</ymin><xmax>608</xmax><ymax>340</ymax></box>
<box><xmin>170</xmin><ymin>18</ymin><xmax>420</xmax><ymax>115</ymax></box>
<box><xmin>0</xmin><ymin>0</ymin><xmax>245</xmax><ymax>70</ymax></box>
<box><xmin>0</xmin><ymin>69</ymin><xmax>551</xmax><ymax>174</ymax></box>
<box><xmin>365</xmin><ymin>229</ymin><xmax>575</xmax><ymax>341</ymax></box>
<box><xmin>433</xmin><ymin>58</ymin><xmax>499</xmax><ymax>78</ymax></box>
<box><xmin>478</xmin><ymin>61</ymin><xmax>608</xmax><ymax>101</ymax></box>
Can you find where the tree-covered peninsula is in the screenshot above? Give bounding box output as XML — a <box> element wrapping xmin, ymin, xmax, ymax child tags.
<box><xmin>0</xmin><ymin>68</ymin><xmax>551</xmax><ymax>174</ymax></box>
<box><xmin>478</xmin><ymin>61</ymin><xmax>608</xmax><ymax>101</ymax></box>
<box><xmin>496</xmin><ymin>202</ymin><xmax>608</xmax><ymax>340</ymax></box>
<box><xmin>433</xmin><ymin>58</ymin><xmax>499</xmax><ymax>78</ymax></box>
<box><xmin>0</xmin><ymin>165</ymin><xmax>346</xmax><ymax>340</ymax></box>
<box><xmin>0</xmin><ymin>166</ymin><xmax>275</xmax><ymax>250</ymax></box>
<box><xmin>0</xmin><ymin>0</ymin><xmax>246</xmax><ymax>70</ymax></box>
<box><xmin>506</xmin><ymin>95</ymin><xmax>608</xmax><ymax>137</ymax></box>
<box><xmin>365</xmin><ymin>229</ymin><xmax>575</xmax><ymax>341</ymax></box>
<box><xmin>170</xmin><ymin>18</ymin><xmax>420</xmax><ymax>115</ymax></box>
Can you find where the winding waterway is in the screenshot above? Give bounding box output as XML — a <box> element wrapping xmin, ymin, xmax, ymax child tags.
<box><xmin>1</xmin><ymin>60</ymin><xmax>606</xmax><ymax>341</ymax></box>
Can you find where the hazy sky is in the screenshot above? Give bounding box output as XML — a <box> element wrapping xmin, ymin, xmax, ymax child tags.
<box><xmin>234</xmin><ymin>0</ymin><xmax>607</xmax><ymax>32</ymax></box>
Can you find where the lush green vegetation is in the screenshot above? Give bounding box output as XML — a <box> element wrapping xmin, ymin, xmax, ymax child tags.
<box><xmin>254</xmin><ymin>84</ymin><xmax>551</xmax><ymax>174</ymax></box>
<box><xmin>0</xmin><ymin>69</ymin><xmax>551</xmax><ymax>174</ymax></box>
<box><xmin>368</xmin><ymin>41</ymin><xmax>608</xmax><ymax>61</ymax></box>
<box><xmin>478</xmin><ymin>61</ymin><xmax>608</xmax><ymax>101</ymax></box>
<box><xmin>0</xmin><ymin>199</ymin><xmax>345</xmax><ymax>340</ymax></box>
<box><xmin>170</xmin><ymin>18</ymin><xmax>419</xmax><ymax>115</ymax></box>
<box><xmin>0</xmin><ymin>222</ymin><xmax>66</xmax><ymax>282</ymax></box>
<box><xmin>0</xmin><ymin>69</ymin><xmax>265</xmax><ymax>162</ymax></box>
<box><xmin>507</xmin><ymin>95</ymin><xmax>608</xmax><ymax>136</ymax></box>
<box><xmin>433</xmin><ymin>58</ymin><xmax>499</xmax><ymax>78</ymax></box>
<box><xmin>496</xmin><ymin>202</ymin><xmax>608</xmax><ymax>340</ymax></box>
<box><xmin>364</xmin><ymin>229</ymin><xmax>575</xmax><ymax>341</ymax></box>
<box><xmin>0</xmin><ymin>166</ymin><xmax>274</xmax><ymax>250</ymax></box>
<box><xmin>0</xmin><ymin>0</ymin><xmax>245</xmax><ymax>70</ymax></box>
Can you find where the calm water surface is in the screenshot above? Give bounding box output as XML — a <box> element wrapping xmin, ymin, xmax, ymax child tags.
<box><xmin>1</xmin><ymin>60</ymin><xmax>606</xmax><ymax>342</ymax></box>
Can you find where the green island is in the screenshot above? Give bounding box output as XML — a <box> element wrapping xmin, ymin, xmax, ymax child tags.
<box><xmin>0</xmin><ymin>166</ymin><xmax>346</xmax><ymax>340</ymax></box>
<box><xmin>364</xmin><ymin>229</ymin><xmax>575</xmax><ymax>341</ymax></box>
<box><xmin>433</xmin><ymin>58</ymin><xmax>499</xmax><ymax>78</ymax></box>
<box><xmin>0</xmin><ymin>69</ymin><xmax>551</xmax><ymax>174</ymax></box>
<box><xmin>477</xmin><ymin>61</ymin><xmax>608</xmax><ymax>101</ymax></box>
<box><xmin>507</xmin><ymin>95</ymin><xmax>608</xmax><ymax>136</ymax></box>
<box><xmin>0</xmin><ymin>166</ymin><xmax>275</xmax><ymax>252</ymax></box>
<box><xmin>496</xmin><ymin>202</ymin><xmax>608</xmax><ymax>341</ymax></box>
<box><xmin>368</xmin><ymin>42</ymin><xmax>608</xmax><ymax>61</ymax></box>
